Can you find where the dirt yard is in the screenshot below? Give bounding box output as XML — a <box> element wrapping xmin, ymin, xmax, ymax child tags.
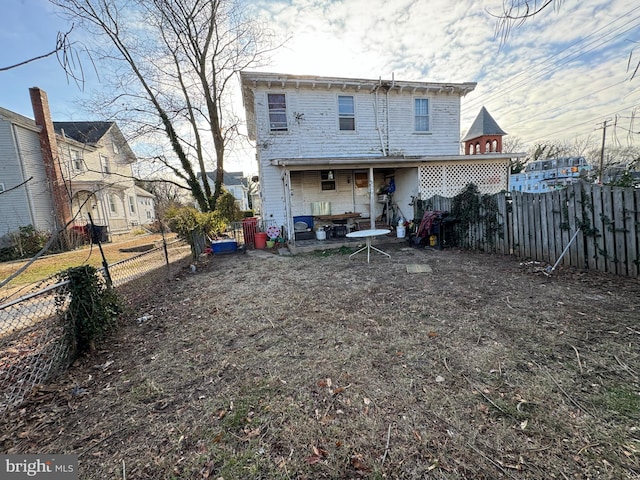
<box><xmin>1</xmin><ymin>244</ymin><xmax>639</xmax><ymax>479</ymax></box>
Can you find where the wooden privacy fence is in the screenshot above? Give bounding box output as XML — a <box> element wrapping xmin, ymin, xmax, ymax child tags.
<box><xmin>424</xmin><ymin>181</ymin><xmax>640</xmax><ymax>277</ymax></box>
<box><xmin>422</xmin><ymin>193</ymin><xmax>511</xmax><ymax>255</ymax></box>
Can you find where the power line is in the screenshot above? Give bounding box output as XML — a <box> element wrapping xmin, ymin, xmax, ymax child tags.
<box><xmin>465</xmin><ymin>6</ymin><xmax>640</xmax><ymax>112</ymax></box>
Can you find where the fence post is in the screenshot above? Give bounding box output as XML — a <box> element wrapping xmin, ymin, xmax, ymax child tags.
<box><xmin>159</xmin><ymin>221</ymin><xmax>171</xmax><ymax>277</ymax></box>
<box><xmin>88</xmin><ymin>213</ymin><xmax>112</xmax><ymax>288</ymax></box>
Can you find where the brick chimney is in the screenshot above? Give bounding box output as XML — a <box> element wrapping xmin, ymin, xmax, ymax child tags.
<box><xmin>30</xmin><ymin>87</ymin><xmax>72</xmax><ymax>231</ymax></box>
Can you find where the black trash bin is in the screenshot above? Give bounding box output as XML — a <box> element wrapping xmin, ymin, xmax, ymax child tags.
<box><xmin>90</xmin><ymin>225</ymin><xmax>109</xmax><ymax>243</ymax></box>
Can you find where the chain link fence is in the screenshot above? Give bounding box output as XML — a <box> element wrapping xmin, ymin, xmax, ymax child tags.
<box><xmin>0</xmin><ymin>239</ymin><xmax>191</xmax><ymax>412</ymax></box>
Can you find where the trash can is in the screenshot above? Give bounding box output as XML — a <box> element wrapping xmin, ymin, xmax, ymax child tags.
<box><xmin>90</xmin><ymin>225</ymin><xmax>109</xmax><ymax>243</ymax></box>
<box><xmin>242</xmin><ymin>217</ymin><xmax>258</xmax><ymax>247</ymax></box>
<box><xmin>254</xmin><ymin>232</ymin><xmax>267</xmax><ymax>249</ymax></box>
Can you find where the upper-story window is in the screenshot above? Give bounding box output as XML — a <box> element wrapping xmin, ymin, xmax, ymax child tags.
<box><xmin>338</xmin><ymin>95</ymin><xmax>355</xmax><ymax>131</ymax></box>
<box><xmin>70</xmin><ymin>150</ymin><xmax>84</xmax><ymax>171</ymax></box>
<box><xmin>0</xmin><ymin>182</ymin><xmax>5</xmax><ymax>193</ymax></box>
<box><xmin>267</xmin><ymin>93</ymin><xmax>287</xmax><ymax>132</ymax></box>
<box><xmin>113</xmin><ymin>141</ymin><xmax>120</xmax><ymax>154</ymax></box>
<box><xmin>414</xmin><ymin>98</ymin><xmax>430</xmax><ymax>132</ymax></box>
<box><xmin>101</xmin><ymin>154</ymin><xmax>111</xmax><ymax>174</ymax></box>
<box><xmin>128</xmin><ymin>195</ymin><xmax>136</xmax><ymax>214</ymax></box>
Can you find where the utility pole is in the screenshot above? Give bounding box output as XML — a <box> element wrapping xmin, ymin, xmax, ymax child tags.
<box><xmin>597</xmin><ymin>120</ymin><xmax>609</xmax><ymax>184</ymax></box>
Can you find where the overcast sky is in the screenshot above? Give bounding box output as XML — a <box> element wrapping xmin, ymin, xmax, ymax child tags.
<box><xmin>1</xmin><ymin>0</ymin><xmax>639</xmax><ymax>172</ymax></box>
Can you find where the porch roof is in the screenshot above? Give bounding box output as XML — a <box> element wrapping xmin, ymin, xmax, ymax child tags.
<box><xmin>270</xmin><ymin>153</ymin><xmax>524</xmax><ymax>170</ymax></box>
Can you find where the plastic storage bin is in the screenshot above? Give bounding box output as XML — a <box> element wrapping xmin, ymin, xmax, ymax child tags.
<box><xmin>211</xmin><ymin>239</ymin><xmax>237</xmax><ymax>254</ymax></box>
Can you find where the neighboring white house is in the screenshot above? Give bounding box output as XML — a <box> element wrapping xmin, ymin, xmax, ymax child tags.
<box><xmin>197</xmin><ymin>170</ymin><xmax>250</xmax><ymax>211</ymax></box>
<box><xmin>240</xmin><ymin>71</ymin><xmax>523</xmax><ymax>241</ymax></box>
<box><xmin>0</xmin><ymin>87</ymin><xmax>155</xmax><ymax>244</ymax></box>
<box><xmin>133</xmin><ymin>186</ymin><xmax>156</xmax><ymax>224</ymax></box>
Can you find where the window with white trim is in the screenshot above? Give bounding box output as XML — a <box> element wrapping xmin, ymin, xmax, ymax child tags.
<box><xmin>109</xmin><ymin>194</ymin><xmax>117</xmax><ymax>213</ymax></box>
<box><xmin>128</xmin><ymin>195</ymin><xmax>136</xmax><ymax>213</ymax></box>
<box><xmin>338</xmin><ymin>95</ymin><xmax>355</xmax><ymax>131</ymax></box>
<box><xmin>414</xmin><ymin>98</ymin><xmax>430</xmax><ymax>132</ymax></box>
<box><xmin>101</xmin><ymin>154</ymin><xmax>111</xmax><ymax>174</ymax></box>
<box><xmin>0</xmin><ymin>183</ymin><xmax>5</xmax><ymax>193</ymax></box>
<box><xmin>70</xmin><ymin>149</ymin><xmax>84</xmax><ymax>170</ymax></box>
<box><xmin>267</xmin><ymin>93</ymin><xmax>287</xmax><ymax>131</ymax></box>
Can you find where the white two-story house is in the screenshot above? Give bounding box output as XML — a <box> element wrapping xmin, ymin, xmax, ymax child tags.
<box><xmin>0</xmin><ymin>88</ymin><xmax>155</xmax><ymax>245</ymax></box>
<box><xmin>240</xmin><ymin>72</ymin><xmax>517</xmax><ymax>241</ymax></box>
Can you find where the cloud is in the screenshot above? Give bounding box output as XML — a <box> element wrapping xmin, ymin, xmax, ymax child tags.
<box><xmin>248</xmin><ymin>0</ymin><xmax>640</xmax><ymax>151</ymax></box>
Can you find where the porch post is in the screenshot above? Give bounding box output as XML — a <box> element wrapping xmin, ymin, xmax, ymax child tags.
<box><xmin>369</xmin><ymin>167</ymin><xmax>375</xmax><ymax>230</ymax></box>
<box><xmin>282</xmin><ymin>167</ymin><xmax>293</xmax><ymax>241</ymax></box>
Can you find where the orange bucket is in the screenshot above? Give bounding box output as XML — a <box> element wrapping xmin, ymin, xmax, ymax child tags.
<box><xmin>254</xmin><ymin>232</ymin><xmax>267</xmax><ymax>249</ymax></box>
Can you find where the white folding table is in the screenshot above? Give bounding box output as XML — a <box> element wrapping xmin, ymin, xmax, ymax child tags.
<box><xmin>346</xmin><ymin>229</ymin><xmax>391</xmax><ymax>263</ymax></box>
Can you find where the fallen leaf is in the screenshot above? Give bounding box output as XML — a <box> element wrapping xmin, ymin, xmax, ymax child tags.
<box><xmin>332</xmin><ymin>387</ymin><xmax>345</xmax><ymax>396</ymax></box>
<box><xmin>413</xmin><ymin>430</ymin><xmax>422</xmax><ymax>441</ymax></box>
<box><xmin>351</xmin><ymin>455</ymin><xmax>371</xmax><ymax>473</ymax></box>
<box><xmin>244</xmin><ymin>427</ymin><xmax>261</xmax><ymax>439</ymax></box>
<box><xmin>312</xmin><ymin>446</ymin><xmax>328</xmax><ymax>458</ymax></box>
<box><xmin>305</xmin><ymin>455</ymin><xmax>322</xmax><ymax>465</ymax></box>
<box><xmin>317</xmin><ymin>378</ymin><xmax>332</xmax><ymax>388</ymax></box>
<box><xmin>428</xmin><ymin>331</ymin><xmax>438</xmax><ymax>338</ymax></box>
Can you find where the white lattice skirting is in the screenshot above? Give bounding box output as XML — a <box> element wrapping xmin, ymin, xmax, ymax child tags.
<box><xmin>418</xmin><ymin>160</ymin><xmax>509</xmax><ymax>198</ymax></box>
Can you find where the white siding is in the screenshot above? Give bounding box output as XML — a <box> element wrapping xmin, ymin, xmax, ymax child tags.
<box><xmin>246</xmin><ymin>77</ymin><xmax>467</xmax><ymax>227</ymax></box>
<box><xmin>0</xmin><ymin>120</ymin><xmax>55</xmax><ymax>239</ymax></box>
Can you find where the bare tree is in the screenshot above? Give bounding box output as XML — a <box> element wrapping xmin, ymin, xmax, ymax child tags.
<box><xmin>50</xmin><ymin>0</ymin><xmax>277</xmax><ymax>212</ymax></box>
<box><xmin>491</xmin><ymin>0</ymin><xmax>564</xmax><ymax>43</ymax></box>
<box><xmin>0</xmin><ymin>26</ymin><xmax>88</xmax><ymax>87</ymax></box>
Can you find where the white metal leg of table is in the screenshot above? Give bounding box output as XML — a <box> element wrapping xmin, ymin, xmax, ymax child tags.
<box><xmin>349</xmin><ymin>236</ymin><xmax>391</xmax><ymax>263</ymax></box>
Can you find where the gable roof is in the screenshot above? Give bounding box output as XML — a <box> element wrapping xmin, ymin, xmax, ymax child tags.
<box><xmin>462</xmin><ymin>107</ymin><xmax>507</xmax><ymax>142</ymax></box>
<box><xmin>197</xmin><ymin>171</ymin><xmax>247</xmax><ymax>187</ymax></box>
<box><xmin>53</xmin><ymin>121</ymin><xmax>114</xmax><ymax>144</ymax></box>
<box><xmin>134</xmin><ymin>186</ymin><xmax>154</xmax><ymax>198</ymax></box>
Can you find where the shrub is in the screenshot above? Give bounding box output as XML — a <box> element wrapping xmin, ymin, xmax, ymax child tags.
<box><xmin>58</xmin><ymin>265</ymin><xmax>121</xmax><ymax>355</ymax></box>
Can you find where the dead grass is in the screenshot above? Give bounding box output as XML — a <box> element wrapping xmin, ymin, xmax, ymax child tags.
<box><xmin>1</xmin><ymin>244</ymin><xmax>639</xmax><ymax>479</ymax></box>
<box><xmin>0</xmin><ymin>233</ymin><xmax>176</xmax><ymax>289</ymax></box>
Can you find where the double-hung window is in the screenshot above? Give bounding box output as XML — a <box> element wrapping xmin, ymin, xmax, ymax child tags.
<box><xmin>414</xmin><ymin>98</ymin><xmax>430</xmax><ymax>132</ymax></box>
<box><xmin>128</xmin><ymin>195</ymin><xmax>136</xmax><ymax>214</ymax></box>
<box><xmin>109</xmin><ymin>194</ymin><xmax>117</xmax><ymax>213</ymax></box>
<box><xmin>101</xmin><ymin>154</ymin><xmax>111</xmax><ymax>174</ymax></box>
<box><xmin>338</xmin><ymin>95</ymin><xmax>355</xmax><ymax>131</ymax></box>
<box><xmin>267</xmin><ymin>93</ymin><xmax>287</xmax><ymax>132</ymax></box>
<box><xmin>71</xmin><ymin>150</ymin><xmax>84</xmax><ymax>171</ymax></box>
